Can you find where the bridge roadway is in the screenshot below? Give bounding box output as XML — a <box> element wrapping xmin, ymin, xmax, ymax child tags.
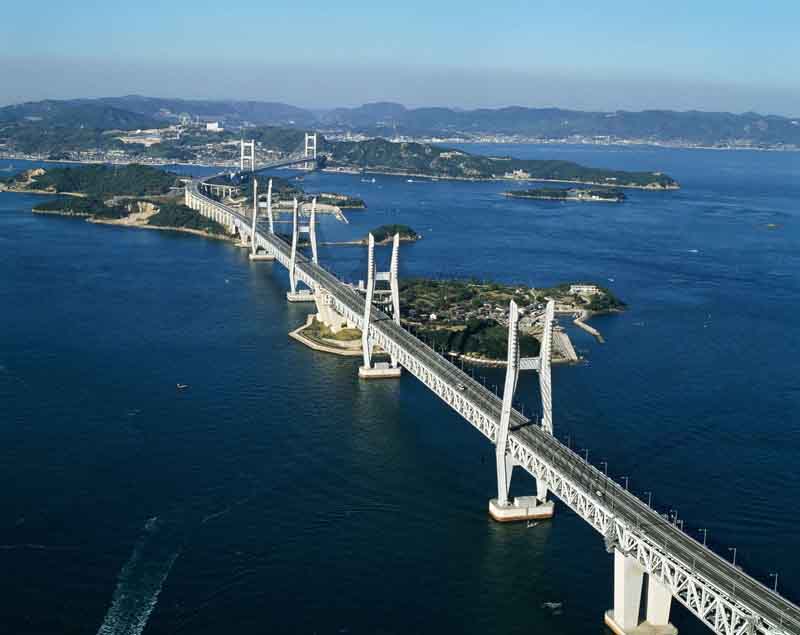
<box><xmin>189</xmin><ymin>177</ymin><xmax>799</xmax><ymax>635</ymax></box>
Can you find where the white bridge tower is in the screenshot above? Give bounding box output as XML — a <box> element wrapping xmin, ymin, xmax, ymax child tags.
<box><xmin>249</xmin><ymin>177</ymin><xmax>275</xmax><ymax>261</ymax></box>
<box><xmin>240</xmin><ymin>139</ymin><xmax>255</xmax><ymax>172</ymax></box>
<box><xmin>489</xmin><ymin>299</ymin><xmax>556</xmax><ymax>522</ymax></box>
<box><xmin>286</xmin><ymin>198</ymin><xmax>317</xmax><ymax>302</ymax></box>
<box><xmin>358</xmin><ymin>233</ymin><xmax>402</xmax><ymax>379</ymax></box>
<box><xmin>304</xmin><ymin>133</ymin><xmax>317</xmax><ymax>170</ymax></box>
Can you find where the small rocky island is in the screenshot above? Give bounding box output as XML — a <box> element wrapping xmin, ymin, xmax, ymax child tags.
<box><xmin>371</xmin><ymin>224</ymin><xmax>419</xmax><ymax>244</ymax></box>
<box><xmin>504</xmin><ymin>187</ymin><xmax>626</xmax><ymax>202</ymax></box>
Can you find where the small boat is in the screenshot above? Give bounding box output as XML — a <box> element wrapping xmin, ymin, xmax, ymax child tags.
<box><xmin>527</xmin><ymin>521</ymin><xmax>539</xmax><ymax>528</ymax></box>
<box><xmin>176</xmin><ymin>383</ymin><xmax>189</xmax><ymax>390</ymax></box>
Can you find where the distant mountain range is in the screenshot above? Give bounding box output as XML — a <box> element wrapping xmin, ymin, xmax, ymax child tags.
<box><xmin>1</xmin><ymin>96</ymin><xmax>799</xmax><ymax>148</ymax></box>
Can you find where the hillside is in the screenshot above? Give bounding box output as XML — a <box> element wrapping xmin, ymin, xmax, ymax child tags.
<box><xmin>3</xmin><ymin>164</ymin><xmax>177</xmax><ymax>197</ymax></box>
<box><xmin>327</xmin><ymin>138</ymin><xmax>677</xmax><ymax>188</ymax></box>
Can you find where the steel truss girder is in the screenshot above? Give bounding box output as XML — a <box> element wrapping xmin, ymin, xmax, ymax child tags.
<box><xmin>186</xmin><ymin>181</ymin><xmax>792</xmax><ymax>635</ymax></box>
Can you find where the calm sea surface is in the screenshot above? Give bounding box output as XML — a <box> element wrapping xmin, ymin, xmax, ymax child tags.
<box><xmin>0</xmin><ymin>145</ymin><xmax>798</xmax><ymax>634</ymax></box>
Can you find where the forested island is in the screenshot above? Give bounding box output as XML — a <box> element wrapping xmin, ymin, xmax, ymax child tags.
<box><xmin>2</xmin><ymin>165</ymin><xmax>227</xmax><ymax>238</ymax></box>
<box><xmin>323</xmin><ymin>138</ymin><xmax>678</xmax><ymax>189</ymax></box>
<box><xmin>371</xmin><ymin>224</ymin><xmax>419</xmax><ymax>243</ymax></box>
<box><xmin>0</xmin><ymin>163</ymin><xmax>177</xmax><ymax>196</ymax></box>
<box><xmin>398</xmin><ymin>279</ymin><xmax>624</xmax><ymax>363</ymax></box>
<box><xmin>505</xmin><ymin>187</ymin><xmax>626</xmax><ymax>202</ymax></box>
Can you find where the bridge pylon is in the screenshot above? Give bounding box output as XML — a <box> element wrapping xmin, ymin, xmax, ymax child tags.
<box><xmin>489</xmin><ymin>300</ymin><xmax>555</xmax><ymax>522</ymax></box>
<box><xmin>249</xmin><ymin>177</ymin><xmax>274</xmax><ymax>261</ymax></box>
<box><xmin>304</xmin><ymin>133</ymin><xmax>317</xmax><ymax>170</ymax></box>
<box><xmin>266</xmin><ymin>178</ymin><xmax>275</xmax><ymax>235</ymax></box>
<box><xmin>539</xmin><ymin>300</ymin><xmax>555</xmax><ymax>435</ymax></box>
<box><xmin>286</xmin><ymin>198</ymin><xmax>316</xmax><ymax>302</ymax></box>
<box><xmin>358</xmin><ymin>232</ymin><xmax>402</xmax><ymax>379</ymax></box>
<box><xmin>240</xmin><ymin>139</ymin><xmax>255</xmax><ymax>173</ymax></box>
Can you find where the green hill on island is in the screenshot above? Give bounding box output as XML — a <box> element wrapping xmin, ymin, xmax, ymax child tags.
<box><xmin>370</xmin><ymin>224</ymin><xmax>419</xmax><ymax>243</ymax></box>
<box><xmin>5</xmin><ymin>164</ymin><xmax>177</xmax><ymax>197</ymax></box>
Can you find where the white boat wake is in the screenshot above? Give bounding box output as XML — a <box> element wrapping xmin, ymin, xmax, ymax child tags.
<box><xmin>96</xmin><ymin>517</ymin><xmax>181</xmax><ymax>635</ymax></box>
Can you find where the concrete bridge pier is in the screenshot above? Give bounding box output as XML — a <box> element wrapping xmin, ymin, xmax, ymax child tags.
<box><xmin>489</xmin><ymin>300</ymin><xmax>554</xmax><ymax>521</ymax></box>
<box><xmin>605</xmin><ymin>550</ymin><xmax>677</xmax><ymax>635</ymax></box>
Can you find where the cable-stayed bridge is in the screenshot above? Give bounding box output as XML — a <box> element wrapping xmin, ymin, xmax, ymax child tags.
<box><xmin>183</xmin><ymin>140</ymin><xmax>799</xmax><ymax>635</ymax></box>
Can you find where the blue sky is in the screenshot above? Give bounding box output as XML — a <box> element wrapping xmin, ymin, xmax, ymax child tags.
<box><xmin>2</xmin><ymin>0</ymin><xmax>799</xmax><ymax>114</ymax></box>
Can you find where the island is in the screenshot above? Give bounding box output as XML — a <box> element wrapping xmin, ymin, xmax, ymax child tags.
<box><xmin>291</xmin><ymin>276</ymin><xmax>624</xmax><ymax>364</ymax></box>
<box><xmin>397</xmin><ymin>279</ymin><xmax>624</xmax><ymax>364</ymax></box>
<box><xmin>2</xmin><ymin>164</ymin><xmax>369</xmax><ymax>239</ymax></box>
<box><xmin>371</xmin><ymin>224</ymin><xmax>419</xmax><ymax>244</ymax></box>
<box><xmin>504</xmin><ymin>187</ymin><xmax>626</xmax><ymax>202</ymax></box>
<box><xmin>323</xmin><ymin>138</ymin><xmax>679</xmax><ymax>189</ymax></box>
<box><xmin>3</xmin><ymin>165</ymin><xmax>229</xmax><ymax>239</ymax></box>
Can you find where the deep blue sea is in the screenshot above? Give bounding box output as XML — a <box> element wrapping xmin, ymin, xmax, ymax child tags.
<box><xmin>1</xmin><ymin>145</ymin><xmax>798</xmax><ymax>634</ymax></box>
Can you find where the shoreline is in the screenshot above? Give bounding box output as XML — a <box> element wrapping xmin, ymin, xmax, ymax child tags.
<box><xmin>31</xmin><ymin>207</ymin><xmax>236</xmax><ymax>243</ymax></box>
<box><xmin>323</xmin><ymin>166</ymin><xmax>679</xmax><ymax>190</ymax></box>
<box><xmin>289</xmin><ymin>317</ymin><xmax>363</xmax><ymax>357</ymax></box>
<box><xmin>87</xmin><ymin>217</ymin><xmax>236</xmax><ymax>242</ymax></box>
<box><xmin>0</xmin><ymin>155</ymin><xmax>677</xmax><ymax>191</ymax></box>
<box><xmin>503</xmin><ymin>193</ymin><xmax>621</xmax><ymax>202</ymax></box>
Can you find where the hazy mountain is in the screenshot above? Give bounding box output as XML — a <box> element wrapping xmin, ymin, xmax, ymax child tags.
<box><xmin>91</xmin><ymin>96</ymin><xmax>317</xmax><ymax>126</ymax></box>
<box><xmin>2</xmin><ymin>97</ymin><xmax>798</xmax><ymax>147</ymax></box>
<box><xmin>322</xmin><ymin>102</ymin><xmax>800</xmax><ymax>146</ymax></box>
<box><xmin>0</xmin><ymin>100</ymin><xmax>160</xmax><ymax>130</ymax></box>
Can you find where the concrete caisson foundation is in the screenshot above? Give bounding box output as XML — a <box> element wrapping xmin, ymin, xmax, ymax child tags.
<box><xmin>488</xmin><ymin>496</ymin><xmax>554</xmax><ymax>522</ymax></box>
<box><xmin>604</xmin><ymin>611</ymin><xmax>678</xmax><ymax>635</ymax></box>
<box><xmin>358</xmin><ymin>362</ymin><xmax>401</xmax><ymax>379</ymax></box>
<box><xmin>249</xmin><ymin>253</ymin><xmax>275</xmax><ymax>261</ymax></box>
<box><xmin>286</xmin><ymin>290</ymin><xmax>315</xmax><ymax>302</ymax></box>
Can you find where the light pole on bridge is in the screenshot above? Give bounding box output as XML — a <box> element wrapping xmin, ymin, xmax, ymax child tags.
<box><xmin>621</xmin><ymin>475</ymin><xmax>629</xmax><ymax>490</ymax></box>
<box><xmin>581</xmin><ymin>448</ymin><xmax>589</xmax><ymax>462</ymax></box>
<box><xmin>769</xmin><ymin>572</ymin><xmax>778</xmax><ymax>593</ymax></box>
<box><xmin>644</xmin><ymin>490</ymin><xmax>652</xmax><ymax>507</ymax></box>
<box><xmin>600</xmin><ymin>460</ymin><xmax>608</xmax><ymax>476</ymax></box>
<box><xmin>729</xmin><ymin>546</ymin><xmax>737</xmax><ymax>567</ymax></box>
<box><xmin>699</xmin><ymin>527</ymin><xmax>708</xmax><ymax>546</ymax></box>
